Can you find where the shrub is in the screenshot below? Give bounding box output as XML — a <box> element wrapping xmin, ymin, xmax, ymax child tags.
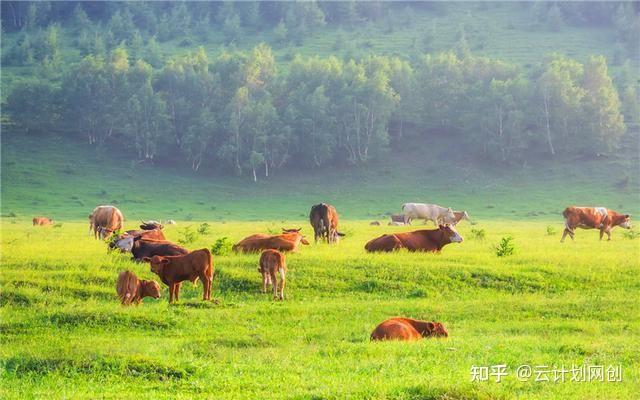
<box><xmin>546</xmin><ymin>225</ymin><xmax>557</xmax><ymax>236</ymax></box>
<box><xmin>197</xmin><ymin>222</ymin><xmax>211</xmax><ymax>235</ymax></box>
<box><xmin>178</xmin><ymin>226</ymin><xmax>198</xmax><ymax>245</ymax></box>
<box><xmin>622</xmin><ymin>230</ymin><xmax>640</xmax><ymax>240</ymax></box>
<box><xmin>494</xmin><ymin>236</ymin><xmax>515</xmax><ymax>257</ymax></box>
<box><xmin>470</xmin><ymin>228</ymin><xmax>486</xmax><ymax>240</ymax></box>
<box><xmin>211</xmin><ymin>237</ymin><xmax>233</xmax><ymax>256</ymax></box>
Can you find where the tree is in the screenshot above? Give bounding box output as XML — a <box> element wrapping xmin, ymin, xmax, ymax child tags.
<box><xmin>223</xmin><ymin>13</ymin><xmax>241</xmax><ymax>44</ymax></box>
<box><xmin>5</xmin><ymin>79</ymin><xmax>60</xmax><ymax>134</ymax></box>
<box><xmin>581</xmin><ymin>56</ymin><xmax>626</xmax><ymax>152</ymax></box>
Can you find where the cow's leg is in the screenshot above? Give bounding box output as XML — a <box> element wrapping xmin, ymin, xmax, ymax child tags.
<box><xmin>175</xmin><ymin>283</ymin><xmax>181</xmax><ymax>302</ymax></box>
<box><xmin>169</xmin><ymin>284</ymin><xmax>176</xmax><ymax>303</ymax></box>
<box><xmin>261</xmin><ymin>273</ymin><xmax>268</xmax><ymax>293</ymax></box>
<box><xmin>599</xmin><ymin>228</ymin><xmax>605</xmax><ymax>241</ymax></box>
<box><xmin>604</xmin><ymin>228</ymin><xmax>612</xmax><ymax>241</ymax></box>
<box><xmin>278</xmin><ymin>269</ymin><xmax>286</xmax><ymax>300</ymax></box>
<box><xmin>270</xmin><ymin>270</ymin><xmax>278</xmax><ymax>300</ymax></box>
<box><xmin>560</xmin><ymin>229</ymin><xmax>569</xmax><ymax>242</ymax></box>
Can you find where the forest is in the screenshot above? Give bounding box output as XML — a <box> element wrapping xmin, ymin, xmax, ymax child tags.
<box><xmin>1</xmin><ymin>1</ymin><xmax>638</xmax><ymax>180</ymax></box>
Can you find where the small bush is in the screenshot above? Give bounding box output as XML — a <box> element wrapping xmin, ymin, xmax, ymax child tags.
<box><xmin>494</xmin><ymin>236</ymin><xmax>515</xmax><ymax>257</ymax></box>
<box><xmin>470</xmin><ymin>228</ymin><xmax>486</xmax><ymax>240</ymax></box>
<box><xmin>197</xmin><ymin>222</ymin><xmax>211</xmax><ymax>235</ymax></box>
<box><xmin>622</xmin><ymin>230</ymin><xmax>640</xmax><ymax>240</ymax></box>
<box><xmin>546</xmin><ymin>225</ymin><xmax>557</xmax><ymax>236</ymax></box>
<box><xmin>178</xmin><ymin>226</ymin><xmax>198</xmax><ymax>245</ymax></box>
<box><xmin>211</xmin><ymin>237</ymin><xmax>233</xmax><ymax>256</ymax></box>
<box><xmin>53</xmin><ymin>223</ymin><xmax>63</xmax><ymax>228</ymax></box>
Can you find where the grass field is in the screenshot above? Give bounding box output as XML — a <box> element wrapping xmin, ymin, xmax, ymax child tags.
<box><xmin>1</xmin><ymin>218</ymin><xmax>639</xmax><ymax>399</ymax></box>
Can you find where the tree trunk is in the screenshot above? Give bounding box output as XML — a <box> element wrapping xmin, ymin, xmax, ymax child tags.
<box><xmin>543</xmin><ymin>90</ymin><xmax>556</xmax><ymax>156</ymax></box>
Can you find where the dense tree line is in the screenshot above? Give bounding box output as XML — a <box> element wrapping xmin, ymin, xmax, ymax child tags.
<box><xmin>4</xmin><ymin>41</ymin><xmax>628</xmax><ymax>178</ymax></box>
<box><xmin>1</xmin><ymin>2</ymin><xmax>635</xmax><ymax>179</ymax></box>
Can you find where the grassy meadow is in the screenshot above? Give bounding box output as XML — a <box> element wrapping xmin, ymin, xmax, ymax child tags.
<box><xmin>1</xmin><ymin>218</ymin><xmax>639</xmax><ymax>399</ymax></box>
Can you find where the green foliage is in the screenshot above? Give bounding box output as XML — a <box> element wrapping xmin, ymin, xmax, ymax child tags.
<box><xmin>494</xmin><ymin>235</ymin><xmax>515</xmax><ymax>257</ymax></box>
<box><xmin>197</xmin><ymin>222</ymin><xmax>211</xmax><ymax>235</ymax></box>
<box><xmin>622</xmin><ymin>230</ymin><xmax>640</xmax><ymax>240</ymax></box>
<box><xmin>546</xmin><ymin>225</ymin><xmax>557</xmax><ymax>236</ymax></box>
<box><xmin>470</xmin><ymin>228</ymin><xmax>486</xmax><ymax>241</ymax></box>
<box><xmin>178</xmin><ymin>226</ymin><xmax>198</xmax><ymax>245</ymax></box>
<box><xmin>210</xmin><ymin>236</ymin><xmax>233</xmax><ymax>255</ymax></box>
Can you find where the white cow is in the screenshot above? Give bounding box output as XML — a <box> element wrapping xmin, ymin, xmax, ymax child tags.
<box><xmin>401</xmin><ymin>203</ymin><xmax>456</xmax><ymax>226</ymax></box>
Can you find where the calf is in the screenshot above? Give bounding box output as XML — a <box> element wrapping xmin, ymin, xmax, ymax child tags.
<box><xmin>115</xmin><ymin>270</ymin><xmax>161</xmax><ymax>305</ymax></box>
<box><xmin>370</xmin><ymin>317</ymin><xmax>449</xmax><ymax>341</ymax></box>
<box><xmin>258</xmin><ymin>249</ymin><xmax>287</xmax><ymax>300</ymax></box>
<box><xmin>144</xmin><ymin>249</ymin><xmax>214</xmax><ymax>303</ymax></box>
<box><xmin>32</xmin><ymin>217</ymin><xmax>53</xmax><ymax>226</ymax></box>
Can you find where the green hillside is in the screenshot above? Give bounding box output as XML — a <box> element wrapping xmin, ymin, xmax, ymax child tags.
<box><xmin>3</xmin><ymin>132</ymin><xmax>638</xmax><ymax>222</ymax></box>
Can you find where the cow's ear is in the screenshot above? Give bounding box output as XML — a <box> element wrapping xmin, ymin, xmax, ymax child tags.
<box><xmin>160</xmin><ymin>258</ymin><xmax>170</xmax><ymax>264</ymax></box>
<box><xmin>438</xmin><ymin>224</ymin><xmax>445</xmax><ymax>230</ymax></box>
<box><xmin>625</xmin><ymin>214</ymin><xmax>630</xmax><ymax>218</ymax></box>
<box><xmin>142</xmin><ymin>257</ymin><xmax>151</xmax><ymax>263</ymax></box>
<box><xmin>447</xmin><ymin>207</ymin><xmax>453</xmax><ymax>212</ymax></box>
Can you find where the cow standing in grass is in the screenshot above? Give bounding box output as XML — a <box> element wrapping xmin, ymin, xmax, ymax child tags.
<box><xmin>89</xmin><ymin>205</ymin><xmax>124</xmax><ymax>239</ymax></box>
<box><xmin>309</xmin><ymin>203</ymin><xmax>344</xmax><ymax>244</ymax></box>
<box><xmin>144</xmin><ymin>249</ymin><xmax>214</xmax><ymax>303</ymax></box>
<box><xmin>561</xmin><ymin>206</ymin><xmax>631</xmax><ymax>242</ymax></box>
<box><xmin>259</xmin><ymin>249</ymin><xmax>287</xmax><ymax>300</ymax></box>
<box><xmin>401</xmin><ymin>203</ymin><xmax>456</xmax><ymax>226</ymax></box>
<box><xmin>32</xmin><ymin>217</ymin><xmax>53</xmax><ymax>226</ymax></box>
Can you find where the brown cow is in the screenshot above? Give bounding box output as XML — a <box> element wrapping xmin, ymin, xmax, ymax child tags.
<box><xmin>109</xmin><ymin>229</ymin><xmax>167</xmax><ymax>252</ymax></box>
<box><xmin>561</xmin><ymin>206</ymin><xmax>631</xmax><ymax>242</ymax></box>
<box><xmin>115</xmin><ymin>270</ymin><xmax>161</xmax><ymax>305</ymax></box>
<box><xmin>309</xmin><ymin>203</ymin><xmax>344</xmax><ymax>244</ymax></box>
<box><xmin>144</xmin><ymin>249</ymin><xmax>214</xmax><ymax>303</ymax></box>
<box><xmin>258</xmin><ymin>249</ymin><xmax>287</xmax><ymax>300</ymax></box>
<box><xmin>371</xmin><ymin>317</ymin><xmax>449</xmax><ymax>341</ymax></box>
<box><xmin>89</xmin><ymin>205</ymin><xmax>124</xmax><ymax>239</ymax></box>
<box><xmin>365</xmin><ymin>225</ymin><xmax>463</xmax><ymax>252</ymax></box>
<box><xmin>452</xmin><ymin>211</ymin><xmax>470</xmax><ymax>224</ymax></box>
<box><xmin>233</xmin><ymin>229</ymin><xmax>310</xmax><ymax>253</ymax></box>
<box><xmin>32</xmin><ymin>217</ymin><xmax>53</xmax><ymax>226</ymax></box>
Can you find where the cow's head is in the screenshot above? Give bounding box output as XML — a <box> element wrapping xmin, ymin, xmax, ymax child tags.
<box><xmin>619</xmin><ymin>214</ymin><xmax>632</xmax><ymax>229</ymax></box>
<box><xmin>432</xmin><ymin>322</ymin><xmax>449</xmax><ymax>337</ymax></box>
<box><xmin>143</xmin><ymin>255</ymin><xmax>170</xmax><ymax>275</ymax></box>
<box><xmin>439</xmin><ymin>224</ymin><xmax>463</xmax><ymax>243</ymax></box>
<box><xmin>141</xmin><ymin>280</ymin><xmax>161</xmax><ymax>299</ymax></box>
<box><xmin>140</xmin><ymin>220</ymin><xmax>163</xmax><ymax>230</ymax></box>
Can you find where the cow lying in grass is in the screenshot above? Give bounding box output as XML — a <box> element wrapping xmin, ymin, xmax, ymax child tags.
<box><xmin>258</xmin><ymin>249</ymin><xmax>287</xmax><ymax>300</ymax></box>
<box><xmin>370</xmin><ymin>317</ymin><xmax>448</xmax><ymax>341</ymax></box>
<box><xmin>365</xmin><ymin>225</ymin><xmax>463</xmax><ymax>252</ymax></box>
<box><xmin>116</xmin><ymin>270</ymin><xmax>161</xmax><ymax>305</ymax></box>
<box><xmin>233</xmin><ymin>229</ymin><xmax>310</xmax><ymax>253</ymax></box>
<box><xmin>32</xmin><ymin>217</ymin><xmax>53</xmax><ymax>226</ymax></box>
<box><xmin>144</xmin><ymin>249</ymin><xmax>214</xmax><ymax>303</ymax></box>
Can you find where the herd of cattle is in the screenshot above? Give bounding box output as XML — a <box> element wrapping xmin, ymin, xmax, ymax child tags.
<box><xmin>30</xmin><ymin>203</ymin><xmax>632</xmax><ymax>341</ymax></box>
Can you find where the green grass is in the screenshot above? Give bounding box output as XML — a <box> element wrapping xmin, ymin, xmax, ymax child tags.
<box><xmin>1</xmin><ymin>219</ymin><xmax>639</xmax><ymax>399</ymax></box>
<box><xmin>2</xmin><ymin>133</ymin><xmax>639</xmax><ymax>222</ymax></box>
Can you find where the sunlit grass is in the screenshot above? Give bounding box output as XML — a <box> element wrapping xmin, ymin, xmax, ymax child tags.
<box><xmin>1</xmin><ymin>219</ymin><xmax>638</xmax><ymax>399</ymax></box>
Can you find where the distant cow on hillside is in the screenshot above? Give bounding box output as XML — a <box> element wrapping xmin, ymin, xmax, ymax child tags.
<box><xmin>32</xmin><ymin>217</ymin><xmax>53</xmax><ymax>226</ymax></box>
<box><xmin>401</xmin><ymin>203</ymin><xmax>456</xmax><ymax>226</ymax></box>
<box><xmin>89</xmin><ymin>205</ymin><xmax>124</xmax><ymax>239</ymax></box>
<box><xmin>309</xmin><ymin>203</ymin><xmax>344</xmax><ymax>244</ymax></box>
